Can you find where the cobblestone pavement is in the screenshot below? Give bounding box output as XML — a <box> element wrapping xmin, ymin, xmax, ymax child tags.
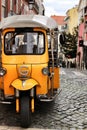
<box><xmin>0</xmin><ymin>68</ymin><xmax>87</xmax><ymax>130</ymax></box>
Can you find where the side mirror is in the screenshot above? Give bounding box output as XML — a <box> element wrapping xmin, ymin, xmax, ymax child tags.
<box><xmin>58</xmin><ymin>33</ymin><xmax>65</xmax><ymax>45</ymax></box>
<box><xmin>79</xmin><ymin>40</ymin><xmax>84</xmax><ymax>47</ymax></box>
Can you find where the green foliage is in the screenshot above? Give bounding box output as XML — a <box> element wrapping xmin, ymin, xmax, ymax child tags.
<box><xmin>62</xmin><ymin>26</ymin><xmax>78</xmax><ymax>58</ymax></box>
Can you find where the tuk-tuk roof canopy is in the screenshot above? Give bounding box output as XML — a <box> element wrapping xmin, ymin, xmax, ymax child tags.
<box><xmin>0</xmin><ymin>14</ymin><xmax>58</xmax><ymax>30</ymax></box>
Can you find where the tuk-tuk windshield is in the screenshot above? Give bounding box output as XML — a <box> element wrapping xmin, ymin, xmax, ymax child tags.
<box><xmin>4</xmin><ymin>30</ymin><xmax>45</xmax><ymax>55</ymax></box>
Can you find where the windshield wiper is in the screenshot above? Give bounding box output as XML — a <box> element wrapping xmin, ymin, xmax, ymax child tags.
<box><xmin>6</xmin><ymin>31</ymin><xmax>23</xmax><ymax>44</ymax></box>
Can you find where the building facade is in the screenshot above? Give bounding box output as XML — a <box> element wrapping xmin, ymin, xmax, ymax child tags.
<box><xmin>51</xmin><ymin>15</ymin><xmax>66</xmax><ymax>32</ymax></box>
<box><xmin>77</xmin><ymin>0</ymin><xmax>87</xmax><ymax>69</ymax></box>
<box><xmin>0</xmin><ymin>0</ymin><xmax>21</xmax><ymax>20</ymax></box>
<box><xmin>0</xmin><ymin>0</ymin><xmax>44</xmax><ymax>21</ymax></box>
<box><xmin>64</xmin><ymin>6</ymin><xmax>78</xmax><ymax>34</ymax></box>
<box><xmin>20</xmin><ymin>0</ymin><xmax>44</xmax><ymax>15</ymax></box>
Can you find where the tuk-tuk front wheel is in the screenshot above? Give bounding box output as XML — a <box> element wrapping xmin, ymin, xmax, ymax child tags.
<box><xmin>20</xmin><ymin>94</ymin><xmax>31</xmax><ymax>128</ymax></box>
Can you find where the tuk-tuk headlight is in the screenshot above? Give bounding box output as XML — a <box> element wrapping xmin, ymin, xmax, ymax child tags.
<box><xmin>19</xmin><ymin>66</ymin><xmax>29</xmax><ymax>77</ymax></box>
<box><xmin>0</xmin><ymin>68</ymin><xmax>7</xmax><ymax>77</ymax></box>
<box><xmin>42</xmin><ymin>67</ymin><xmax>49</xmax><ymax>75</ymax></box>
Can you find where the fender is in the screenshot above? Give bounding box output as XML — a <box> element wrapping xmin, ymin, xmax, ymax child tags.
<box><xmin>11</xmin><ymin>78</ymin><xmax>39</xmax><ymax>91</ymax></box>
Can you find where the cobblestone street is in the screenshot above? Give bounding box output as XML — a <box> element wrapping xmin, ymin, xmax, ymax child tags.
<box><xmin>0</xmin><ymin>68</ymin><xmax>87</xmax><ymax>130</ymax></box>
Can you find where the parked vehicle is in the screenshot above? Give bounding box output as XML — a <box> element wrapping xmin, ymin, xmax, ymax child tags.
<box><xmin>0</xmin><ymin>14</ymin><xmax>64</xmax><ymax>128</ymax></box>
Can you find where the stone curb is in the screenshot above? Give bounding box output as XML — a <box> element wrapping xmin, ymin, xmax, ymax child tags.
<box><xmin>0</xmin><ymin>126</ymin><xmax>53</xmax><ymax>130</ymax></box>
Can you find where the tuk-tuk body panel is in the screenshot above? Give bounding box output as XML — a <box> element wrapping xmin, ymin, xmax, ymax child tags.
<box><xmin>53</xmin><ymin>67</ymin><xmax>60</xmax><ymax>89</ymax></box>
<box><xmin>0</xmin><ymin>77</ymin><xmax>4</xmax><ymax>89</ymax></box>
<box><xmin>32</xmin><ymin>64</ymin><xmax>50</xmax><ymax>95</ymax></box>
<box><xmin>2</xmin><ymin>63</ymin><xmax>49</xmax><ymax>96</ymax></box>
<box><xmin>2</xmin><ymin>55</ymin><xmax>48</xmax><ymax>64</ymax></box>
<box><xmin>11</xmin><ymin>78</ymin><xmax>38</xmax><ymax>91</ymax></box>
<box><xmin>2</xmin><ymin>64</ymin><xmax>17</xmax><ymax>95</ymax></box>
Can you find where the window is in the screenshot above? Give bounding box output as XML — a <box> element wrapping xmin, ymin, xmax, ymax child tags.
<box><xmin>4</xmin><ymin>29</ymin><xmax>45</xmax><ymax>55</ymax></box>
<box><xmin>10</xmin><ymin>0</ymin><xmax>13</xmax><ymax>10</ymax></box>
<box><xmin>1</xmin><ymin>0</ymin><xmax>6</xmax><ymax>18</ymax></box>
<box><xmin>1</xmin><ymin>6</ymin><xmax>6</xmax><ymax>18</ymax></box>
<box><xmin>16</xmin><ymin>0</ymin><xmax>19</xmax><ymax>14</ymax></box>
<box><xmin>2</xmin><ymin>0</ymin><xmax>5</xmax><ymax>6</ymax></box>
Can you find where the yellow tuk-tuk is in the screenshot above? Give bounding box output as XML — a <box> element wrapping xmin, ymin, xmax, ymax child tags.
<box><xmin>0</xmin><ymin>14</ymin><xmax>63</xmax><ymax>128</ymax></box>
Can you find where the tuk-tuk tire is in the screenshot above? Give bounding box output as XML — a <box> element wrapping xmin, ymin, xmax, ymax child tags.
<box><xmin>20</xmin><ymin>94</ymin><xmax>31</xmax><ymax>128</ymax></box>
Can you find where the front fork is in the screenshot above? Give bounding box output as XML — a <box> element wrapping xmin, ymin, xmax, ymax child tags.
<box><xmin>15</xmin><ymin>88</ymin><xmax>35</xmax><ymax>113</ymax></box>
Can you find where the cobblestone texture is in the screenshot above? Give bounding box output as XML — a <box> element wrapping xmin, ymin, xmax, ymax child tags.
<box><xmin>0</xmin><ymin>68</ymin><xmax>87</xmax><ymax>130</ymax></box>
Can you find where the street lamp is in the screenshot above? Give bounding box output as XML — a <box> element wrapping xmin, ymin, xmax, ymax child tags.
<box><xmin>28</xmin><ymin>0</ymin><xmax>35</xmax><ymax>10</ymax></box>
<box><xmin>28</xmin><ymin>0</ymin><xmax>35</xmax><ymax>4</ymax></box>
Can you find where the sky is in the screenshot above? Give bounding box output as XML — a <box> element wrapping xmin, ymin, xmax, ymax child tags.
<box><xmin>43</xmin><ymin>0</ymin><xmax>80</xmax><ymax>16</ymax></box>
